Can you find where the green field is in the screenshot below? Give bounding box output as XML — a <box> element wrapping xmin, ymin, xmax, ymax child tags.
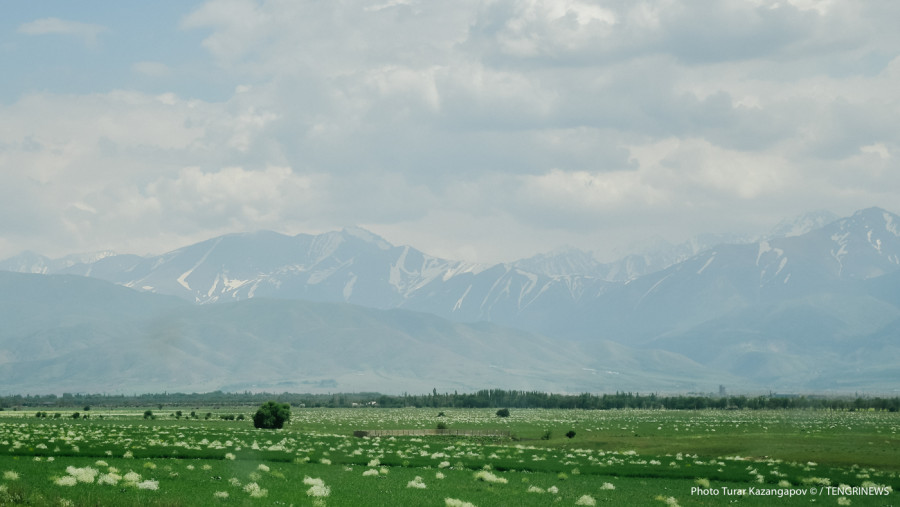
<box><xmin>0</xmin><ymin>408</ymin><xmax>897</xmax><ymax>506</ymax></box>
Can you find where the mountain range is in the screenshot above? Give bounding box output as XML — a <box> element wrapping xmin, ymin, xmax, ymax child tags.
<box><xmin>1</xmin><ymin>207</ymin><xmax>898</xmax><ymax>394</ymax></box>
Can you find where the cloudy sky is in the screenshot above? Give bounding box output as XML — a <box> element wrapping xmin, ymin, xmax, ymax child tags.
<box><xmin>2</xmin><ymin>1</ymin><xmax>898</xmax><ymax>263</ymax></box>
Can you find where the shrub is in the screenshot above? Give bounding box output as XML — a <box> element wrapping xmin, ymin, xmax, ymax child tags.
<box><xmin>496</xmin><ymin>408</ymin><xmax>510</xmax><ymax>418</ymax></box>
<box><xmin>143</xmin><ymin>410</ymin><xmax>153</xmax><ymax>420</ymax></box>
<box><xmin>253</xmin><ymin>401</ymin><xmax>291</xmax><ymax>429</ymax></box>
<box><xmin>437</xmin><ymin>422</ymin><xmax>448</xmax><ymax>430</ymax></box>
<box><xmin>71</xmin><ymin>412</ymin><xmax>80</xmax><ymax>419</ymax></box>
<box><xmin>566</xmin><ymin>430</ymin><xmax>576</xmax><ymax>439</ymax></box>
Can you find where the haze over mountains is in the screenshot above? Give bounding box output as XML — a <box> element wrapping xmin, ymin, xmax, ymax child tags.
<box><xmin>1</xmin><ymin>208</ymin><xmax>898</xmax><ymax>395</ymax></box>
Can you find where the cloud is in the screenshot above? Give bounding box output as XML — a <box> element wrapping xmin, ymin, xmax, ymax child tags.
<box><xmin>18</xmin><ymin>17</ymin><xmax>107</xmax><ymax>46</ymax></box>
<box><xmin>2</xmin><ymin>1</ymin><xmax>900</xmax><ymax>262</ymax></box>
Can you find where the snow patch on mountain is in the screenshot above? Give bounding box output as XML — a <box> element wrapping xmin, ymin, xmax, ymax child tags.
<box><xmin>697</xmin><ymin>252</ymin><xmax>716</xmax><ymax>274</ymax></box>
<box><xmin>344</xmin><ymin>274</ymin><xmax>357</xmax><ymax>300</ymax></box>
<box><xmin>885</xmin><ymin>211</ymin><xmax>899</xmax><ymax>237</ymax></box>
<box><xmin>344</xmin><ymin>226</ymin><xmax>391</xmax><ymax>250</ymax></box>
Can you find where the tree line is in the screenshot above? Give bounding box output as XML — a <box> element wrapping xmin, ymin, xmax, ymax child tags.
<box><xmin>1</xmin><ymin>390</ymin><xmax>898</xmax><ymax>412</ymax></box>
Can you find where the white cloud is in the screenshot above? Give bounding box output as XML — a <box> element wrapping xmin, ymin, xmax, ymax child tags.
<box><xmin>18</xmin><ymin>17</ymin><xmax>107</xmax><ymax>46</ymax></box>
<box><xmin>2</xmin><ymin>1</ymin><xmax>900</xmax><ymax>262</ymax></box>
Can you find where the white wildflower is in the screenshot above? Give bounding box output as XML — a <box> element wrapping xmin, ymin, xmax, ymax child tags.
<box><xmin>137</xmin><ymin>480</ymin><xmax>159</xmax><ymax>491</ymax></box>
<box><xmin>655</xmin><ymin>496</ymin><xmax>680</xmax><ymax>507</ymax></box>
<box><xmin>435</xmin><ymin>472</ymin><xmax>445</xmax><ymax>479</ymax></box>
<box><xmin>224</xmin><ymin>453</ymin><xmax>236</xmax><ymax>460</ymax></box>
<box><xmin>65</xmin><ymin>466</ymin><xmax>99</xmax><ymax>483</ymax></box>
<box><xmin>575</xmin><ymin>495</ymin><xmax>597</xmax><ymax>506</ymax></box>
<box><xmin>527</xmin><ymin>485</ymin><xmax>545</xmax><ymax>493</ymax></box>
<box><xmin>243</xmin><ymin>482</ymin><xmax>268</xmax><ymax>498</ymax></box>
<box><xmin>407</xmin><ymin>476</ymin><xmax>427</xmax><ymax>489</ymax></box>
<box><xmin>98</xmin><ymin>473</ymin><xmax>121</xmax><ymax>486</ymax></box>
<box><xmin>363</xmin><ymin>469</ymin><xmax>379</xmax><ymax>476</ymax></box>
<box><xmin>695</xmin><ymin>478</ymin><xmax>710</xmax><ymax>488</ymax></box>
<box><xmin>55</xmin><ymin>476</ymin><xmax>77</xmax><ymax>487</ymax></box>
<box><xmin>257</xmin><ymin>464</ymin><xmax>270</xmax><ymax>472</ymax></box>
<box><xmin>601</xmin><ymin>482</ymin><xmax>615</xmax><ymax>490</ymax></box>
<box><xmin>473</xmin><ymin>470</ymin><xmax>507</xmax><ymax>484</ymax></box>
<box><xmin>547</xmin><ymin>485</ymin><xmax>559</xmax><ymax>494</ymax></box>
<box><xmin>2</xmin><ymin>471</ymin><xmax>19</xmax><ymax>481</ymax></box>
<box><xmin>307</xmin><ymin>484</ymin><xmax>331</xmax><ymax>497</ymax></box>
<box><xmin>214</xmin><ymin>491</ymin><xmax>229</xmax><ymax>499</ymax></box>
<box><xmin>445</xmin><ymin>499</ymin><xmax>477</xmax><ymax>507</ymax></box>
<box><xmin>304</xmin><ymin>477</ymin><xmax>330</xmax><ymax>497</ymax></box>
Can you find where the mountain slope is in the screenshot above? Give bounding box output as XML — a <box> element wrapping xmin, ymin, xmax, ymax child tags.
<box><xmin>0</xmin><ymin>272</ymin><xmax>734</xmax><ymax>394</ymax></box>
<box><xmin>2</xmin><ymin>208</ymin><xmax>899</xmax><ymax>393</ymax></box>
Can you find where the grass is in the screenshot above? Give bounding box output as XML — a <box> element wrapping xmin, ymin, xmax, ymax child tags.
<box><xmin>0</xmin><ymin>408</ymin><xmax>897</xmax><ymax>505</ymax></box>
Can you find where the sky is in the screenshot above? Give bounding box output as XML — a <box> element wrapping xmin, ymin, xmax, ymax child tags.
<box><xmin>1</xmin><ymin>0</ymin><xmax>899</xmax><ymax>264</ymax></box>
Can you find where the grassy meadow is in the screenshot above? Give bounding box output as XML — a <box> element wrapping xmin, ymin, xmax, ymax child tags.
<box><xmin>0</xmin><ymin>407</ymin><xmax>897</xmax><ymax>506</ymax></box>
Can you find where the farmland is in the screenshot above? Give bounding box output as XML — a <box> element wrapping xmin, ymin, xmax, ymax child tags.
<box><xmin>0</xmin><ymin>407</ymin><xmax>897</xmax><ymax>506</ymax></box>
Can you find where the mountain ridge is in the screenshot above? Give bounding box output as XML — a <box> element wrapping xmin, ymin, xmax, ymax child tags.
<box><xmin>2</xmin><ymin>207</ymin><xmax>899</xmax><ymax>393</ymax></box>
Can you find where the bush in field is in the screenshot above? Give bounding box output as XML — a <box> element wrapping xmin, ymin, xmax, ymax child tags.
<box><xmin>143</xmin><ymin>410</ymin><xmax>153</xmax><ymax>420</ymax></box>
<box><xmin>253</xmin><ymin>401</ymin><xmax>291</xmax><ymax>429</ymax></box>
<box><xmin>496</xmin><ymin>408</ymin><xmax>510</xmax><ymax>418</ymax></box>
<box><xmin>566</xmin><ymin>430</ymin><xmax>576</xmax><ymax>439</ymax></box>
<box><xmin>437</xmin><ymin>422</ymin><xmax>448</xmax><ymax>430</ymax></box>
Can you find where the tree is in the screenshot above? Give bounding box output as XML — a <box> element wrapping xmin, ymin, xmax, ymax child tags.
<box><xmin>496</xmin><ymin>408</ymin><xmax>510</xmax><ymax>418</ymax></box>
<box><xmin>565</xmin><ymin>430</ymin><xmax>576</xmax><ymax>439</ymax></box>
<box><xmin>253</xmin><ymin>401</ymin><xmax>291</xmax><ymax>429</ymax></box>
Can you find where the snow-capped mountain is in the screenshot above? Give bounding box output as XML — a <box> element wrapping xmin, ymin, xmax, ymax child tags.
<box><xmin>23</xmin><ymin>227</ymin><xmax>607</xmax><ymax>333</ymax></box>
<box><xmin>0</xmin><ymin>250</ymin><xmax>117</xmax><ymax>274</ymax></box>
<box><xmin>3</xmin><ymin>207</ymin><xmax>900</xmax><ymax>392</ymax></box>
<box><xmin>766</xmin><ymin>210</ymin><xmax>840</xmax><ymax>239</ymax></box>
